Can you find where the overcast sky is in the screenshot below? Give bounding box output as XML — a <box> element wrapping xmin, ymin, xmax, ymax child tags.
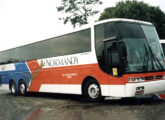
<box><xmin>0</xmin><ymin>0</ymin><xmax>165</xmax><ymax>51</ymax></box>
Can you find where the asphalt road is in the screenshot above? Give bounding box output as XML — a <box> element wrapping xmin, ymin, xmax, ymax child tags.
<box><xmin>1</xmin><ymin>90</ymin><xmax>165</xmax><ymax>120</ymax></box>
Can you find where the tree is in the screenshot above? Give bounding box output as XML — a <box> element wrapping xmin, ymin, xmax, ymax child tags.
<box><xmin>57</xmin><ymin>0</ymin><xmax>102</xmax><ymax>27</ymax></box>
<box><xmin>99</xmin><ymin>0</ymin><xmax>165</xmax><ymax>39</ymax></box>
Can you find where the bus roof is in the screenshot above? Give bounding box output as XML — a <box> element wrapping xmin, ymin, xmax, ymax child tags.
<box><xmin>48</xmin><ymin>18</ymin><xmax>153</xmax><ymax>40</ymax></box>
<box><xmin>94</xmin><ymin>18</ymin><xmax>153</xmax><ymax>26</ymax></box>
<box><xmin>0</xmin><ymin>18</ymin><xmax>153</xmax><ymax>52</ymax></box>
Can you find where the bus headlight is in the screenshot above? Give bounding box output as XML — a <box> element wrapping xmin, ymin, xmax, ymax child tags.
<box><xmin>128</xmin><ymin>77</ymin><xmax>145</xmax><ymax>83</ymax></box>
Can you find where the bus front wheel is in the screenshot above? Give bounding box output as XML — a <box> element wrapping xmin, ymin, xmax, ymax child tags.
<box><xmin>83</xmin><ymin>79</ymin><xmax>102</xmax><ymax>101</ymax></box>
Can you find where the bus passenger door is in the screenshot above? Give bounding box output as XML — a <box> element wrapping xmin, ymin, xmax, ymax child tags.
<box><xmin>104</xmin><ymin>41</ymin><xmax>120</xmax><ymax>76</ymax></box>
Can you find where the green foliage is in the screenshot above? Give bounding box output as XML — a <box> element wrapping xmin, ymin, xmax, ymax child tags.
<box><xmin>99</xmin><ymin>0</ymin><xmax>165</xmax><ymax>39</ymax></box>
<box><xmin>57</xmin><ymin>0</ymin><xmax>102</xmax><ymax>27</ymax></box>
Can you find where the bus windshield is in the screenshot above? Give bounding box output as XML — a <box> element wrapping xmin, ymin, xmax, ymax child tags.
<box><xmin>116</xmin><ymin>22</ymin><xmax>165</xmax><ymax>73</ymax></box>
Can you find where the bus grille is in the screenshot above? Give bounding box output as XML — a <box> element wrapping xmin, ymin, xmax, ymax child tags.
<box><xmin>145</xmin><ymin>76</ymin><xmax>153</xmax><ymax>80</ymax></box>
<box><xmin>145</xmin><ymin>75</ymin><xmax>163</xmax><ymax>81</ymax></box>
<box><xmin>156</xmin><ymin>75</ymin><xmax>163</xmax><ymax>79</ymax></box>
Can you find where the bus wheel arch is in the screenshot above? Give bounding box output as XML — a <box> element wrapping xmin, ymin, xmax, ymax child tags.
<box><xmin>82</xmin><ymin>76</ymin><xmax>103</xmax><ymax>101</ymax></box>
<box><xmin>18</xmin><ymin>79</ymin><xmax>28</xmax><ymax>96</ymax></box>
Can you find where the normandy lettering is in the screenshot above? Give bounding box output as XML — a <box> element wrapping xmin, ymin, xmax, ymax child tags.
<box><xmin>44</xmin><ymin>56</ymin><xmax>79</xmax><ymax>67</ymax></box>
<box><xmin>25</xmin><ymin>56</ymin><xmax>79</xmax><ymax>86</ymax></box>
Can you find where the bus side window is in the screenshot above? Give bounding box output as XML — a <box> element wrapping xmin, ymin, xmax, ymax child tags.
<box><xmin>97</xmin><ymin>51</ymin><xmax>106</xmax><ymax>71</ymax></box>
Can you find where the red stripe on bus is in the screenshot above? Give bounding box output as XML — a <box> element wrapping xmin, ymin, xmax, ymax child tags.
<box><xmin>158</xmin><ymin>94</ymin><xmax>165</xmax><ymax>99</ymax></box>
<box><xmin>27</xmin><ymin>60</ymin><xmax>42</xmax><ymax>92</ymax></box>
<box><xmin>26</xmin><ymin>60</ymin><xmax>165</xmax><ymax>92</ymax></box>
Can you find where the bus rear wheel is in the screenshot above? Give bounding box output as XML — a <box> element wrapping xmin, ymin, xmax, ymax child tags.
<box><xmin>10</xmin><ymin>81</ymin><xmax>18</xmax><ymax>95</ymax></box>
<box><xmin>83</xmin><ymin>79</ymin><xmax>102</xmax><ymax>101</ymax></box>
<box><xmin>18</xmin><ymin>80</ymin><xmax>27</xmax><ymax>96</ymax></box>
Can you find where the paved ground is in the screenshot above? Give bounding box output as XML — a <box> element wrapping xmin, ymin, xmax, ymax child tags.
<box><xmin>1</xmin><ymin>90</ymin><xmax>165</xmax><ymax>120</ymax></box>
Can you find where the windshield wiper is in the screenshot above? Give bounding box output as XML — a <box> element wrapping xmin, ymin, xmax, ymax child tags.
<box><xmin>103</xmin><ymin>36</ymin><xmax>117</xmax><ymax>42</ymax></box>
<box><xmin>143</xmin><ymin>45</ymin><xmax>152</xmax><ymax>72</ymax></box>
<box><xmin>148</xmin><ymin>46</ymin><xmax>164</xmax><ymax>71</ymax></box>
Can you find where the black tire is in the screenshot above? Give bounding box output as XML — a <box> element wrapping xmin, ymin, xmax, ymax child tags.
<box><xmin>83</xmin><ymin>79</ymin><xmax>102</xmax><ymax>102</ymax></box>
<box><xmin>18</xmin><ymin>80</ymin><xmax>27</xmax><ymax>96</ymax></box>
<box><xmin>10</xmin><ymin>81</ymin><xmax>18</xmax><ymax>95</ymax></box>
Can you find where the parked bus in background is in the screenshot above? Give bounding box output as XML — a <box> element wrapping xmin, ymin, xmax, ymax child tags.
<box><xmin>0</xmin><ymin>19</ymin><xmax>165</xmax><ymax>101</ymax></box>
<box><xmin>160</xmin><ymin>40</ymin><xmax>165</xmax><ymax>54</ymax></box>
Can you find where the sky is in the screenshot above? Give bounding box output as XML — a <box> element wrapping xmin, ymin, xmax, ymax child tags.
<box><xmin>0</xmin><ymin>0</ymin><xmax>165</xmax><ymax>51</ymax></box>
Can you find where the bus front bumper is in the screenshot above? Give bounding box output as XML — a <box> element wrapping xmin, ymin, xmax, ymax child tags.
<box><xmin>125</xmin><ymin>80</ymin><xmax>165</xmax><ymax>97</ymax></box>
<box><xmin>101</xmin><ymin>80</ymin><xmax>165</xmax><ymax>97</ymax></box>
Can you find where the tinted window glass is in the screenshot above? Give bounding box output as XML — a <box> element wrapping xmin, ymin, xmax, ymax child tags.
<box><xmin>0</xmin><ymin>51</ymin><xmax>9</xmax><ymax>64</ymax></box>
<box><xmin>49</xmin><ymin>35</ymin><xmax>67</xmax><ymax>57</ymax></box>
<box><xmin>67</xmin><ymin>29</ymin><xmax>91</xmax><ymax>53</ymax></box>
<box><xmin>161</xmin><ymin>43</ymin><xmax>165</xmax><ymax>54</ymax></box>
<box><xmin>19</xmin><ymin>45</ymin><xmax>33</xmax><ymax>61</ymax></box>
<box><xmin>95</xmin><ymin>24</ymin><xmax>104</xmax><ymax>57</ymax></box>
<box><xmin>95</xmin><ymin>22</ymin><xmax>116</xmax><ymax>57</ymax></box>
<box><xmin>49</xmin><ymin>29</ymin><xmax>91</xmax><ymax>57</ymax></box>
<box><xmin>32</xmin><ymin>40</ymin><xmax>49</xmax><ymax>59</ymax></box>
<box><xmin>104</xmin><ymin>23</ymin><xmax>116</xmax><ymax>39</ymax></box>
<box><xmin>95</xmin><ymin>22</ymin><xmax>117</xmax><ymax>72</ymax></box>
<box><xmin>116</xmin><ymin>22</ymin><xmax>144</xmax><ymax>38</ymax></box>
<box><xmin>0</xmin><ymin>29</ymin><xmax>91</xmax><ymax>64</ymax></box>
<box><xmin>9</xmin><ymin>48</ymin><xmax>20</xmax><ymax>62</ymax></box>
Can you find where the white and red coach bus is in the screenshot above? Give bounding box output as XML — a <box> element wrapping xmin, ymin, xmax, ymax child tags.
<box><xmin>0</xmin><ymin>18</ymin><xmax>165</xmax><ymax>101</ymax></box>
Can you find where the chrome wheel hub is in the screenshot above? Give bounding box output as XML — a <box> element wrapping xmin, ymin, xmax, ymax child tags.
<box><xmin>88</xmin><ymin>84</ymin><xmax>100</xmax><ymax>98</ymax></box>
<box><xmin>11</xmin><ymin>84</ymin><xmax>16</xmax><ymax>94</ymax></box>
<box><xmin>20</xmin><ymin>84</ymin><xmax>25</xmax><ymax>94</ymax></box>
